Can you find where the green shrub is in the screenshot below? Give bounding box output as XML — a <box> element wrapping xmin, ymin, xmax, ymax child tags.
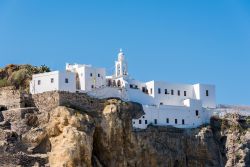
<box><xmin>246</xmin><ymin>117</ymin><xmax>250</xmax><ymax>125</ymax></box>
<box><xmin>0</xmin><ymin>64</ymin><xmax>50</xmax><ymax>91</ymax></box>
<box><xmin>9</xmin><ymin>69</ymin><xmax>28</xmax><ymax>88</ymax></box>
<box><xmin>0</xmin><ymin>78</ymin><xmax>11</xmax><ymax>87</ymax></box>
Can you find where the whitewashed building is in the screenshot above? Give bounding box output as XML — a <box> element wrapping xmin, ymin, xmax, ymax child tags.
<box><xmin>66</xmin><ymin>63</ymin><xmax>106</xmax><ymax>92</ymax></box>
<box><xmin>30</xmin><ymin>49</ymin><xmax>217</xmax><ymax>129</ymax></box>
<box><xmin>30</xmin><ymin>71</ymin><xmax>76</xmax><ymax>94</ymax></box>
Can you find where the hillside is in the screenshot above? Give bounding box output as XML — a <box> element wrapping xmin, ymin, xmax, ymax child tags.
<box><xmin>0</xmin><ymin>87</ymin><xmax>249</xmax><ymax>167</ymax></box>
<box><xmin>0</xmin><ymin>64</ymin><xmax>50</xmax><ymax>92</ymax></box>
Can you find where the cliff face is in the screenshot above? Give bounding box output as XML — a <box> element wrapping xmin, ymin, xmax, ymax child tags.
<box><xmin>0</xmin><ymin>89</ymin><xmax>249</xmax><ymax>167</ymax></box>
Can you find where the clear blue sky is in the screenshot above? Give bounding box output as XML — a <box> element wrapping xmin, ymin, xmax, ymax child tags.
<box><xmin>0</xmin><ymin>0</ymin><xmax>250</xmax><ymax>105</ymax></box>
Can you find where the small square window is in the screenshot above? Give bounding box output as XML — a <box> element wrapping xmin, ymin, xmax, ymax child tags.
<box><xmin>171</xmin><ymin>90</ymin><xmax>174</xmax><ymax>95</ymax></box>
<box><xmin>65</xmin><ymin>78</ymin><xmax>69</xmax><ymax>83</ymax></box>
<box><xmin>98</xmin><ymin>74</ymin><xmax>100</xmax><ymax>77</ymax></box>
<box><xmin>90</xmin><ymin>73</ymin><xmax>93</xmax><ymax>77</ymax></box>
<box><xmin>165</xmin><ymin>89</ymin><xmax>168</xmax><ymax>94</ymax></box>
<box><xmin>175</xmin><ymin>119</ymin><xmax>178</xmax><ymax>124</ymax></box>
<box><xmin>154</xmin><ymin>119</ymin><xmax>157</xmax><ymax>124</ymax></box>
<box><xmin>51</xmin><ymin>78</ymin><xmax>54</xmax><ymax>83</ymax></box>
<box><xmin>184</xmin><ymin>91</ymin><xmax>187</xmax><ymax>96</ymax></box>
<box><xmin>91</xmin><ymin>85</ymin><xmax>94</xmax><ymax>89</ymax></box>
<box><xmin>182</xmin><ymin>119</ymin><xmax>185</xmax><ymax>125</ymax></box>
<box><xmin>38</xmin><ymin>80</ymin><xmax>41</xmax><ymax>85</ymax></box>
<box><xmin>139</xmin><ymin>120</ymin><xmax>142</xmax><ymax>124</ymax></box>
<box><xmin>166</xmin><ymin>118</ymin><xmax>169</xmax><ymax>123</ymax></box>
<box><xmin>145</xmin><ymin>120</ymin><xmax>148</xmax><ymax>124</ymax></box>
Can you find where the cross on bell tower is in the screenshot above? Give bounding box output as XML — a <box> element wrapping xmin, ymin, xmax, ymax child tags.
<box><xmin>115</xmin><ymin>49</ymin><xmax>128</xmax><ymax>77</ymax></box>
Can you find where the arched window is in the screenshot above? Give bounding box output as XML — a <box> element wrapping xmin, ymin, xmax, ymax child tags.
<box><xmin>117</xmin><ymin>80</ymin><xmax>121</xmax><ymax>87</ymax></box>
<box><xmin>196</xmin><ymin>110</ymin><xmax>199</xmax><ymax>116</ymax></box>
<box><xmin>107</xmin><ymin>79</ymin><xmax>112</xmax><ymax>87</ymax></box>
<box><xmin>112</xmin><ymin>80</ymin><xmax>116</xmax><ymax>87</ymax></box>
<box><xmin>117</xmin><ymin>64</ymin><xmax>121</xmax><ymax>76</ymax></box>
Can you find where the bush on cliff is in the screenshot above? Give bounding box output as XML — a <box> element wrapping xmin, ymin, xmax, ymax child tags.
<box><xmin>0</xmin><ymin>64</ymin><xmax>50</xmax><ymax>92</ymax></box>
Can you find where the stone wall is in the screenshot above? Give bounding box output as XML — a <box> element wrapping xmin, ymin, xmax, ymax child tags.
<box><xmin>0</xmin><ymin>86</ymin><xmax>27</xmax><ymax>109</ymax></box>
<box><xmin>0</xmin><ymin>86</ymin><xmax>105</xmax><ymax>113</ymax></box>
<box><xmin>58</xmin><ymin>91</ymin><xmax>104</xmax><ymax>112</ymax></box>
<box><xmin>32</xmin><ymin>91</ymin><xmax>105</xmax><ymax>113</ymax></box>
<box><xmin>31</xmin><ymin>91</ymin><xmax>60</xmax><ymax>112</ymax></box>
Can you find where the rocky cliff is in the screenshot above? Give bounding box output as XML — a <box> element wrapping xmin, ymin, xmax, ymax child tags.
<box><xmin>0</xmin><ymin>89</ymin><xmax>249</xmax><ymax>167</ymax></box>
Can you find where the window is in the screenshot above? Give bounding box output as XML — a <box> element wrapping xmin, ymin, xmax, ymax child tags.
<box><xmin>206</xmin><ymin>90</ymin><xmax>209</xmax><ymax>96</ymax></box>
<box><xmin>175</xmin><ymin>119</ymin><xmax>177</xmax><ymax>124</ymax></box>
<box><xmin>145</xmin><ymin>120</ymin><xmax>148</xmax><ymax>124</ymax></box>
<box><xmin>90</xmin><ymin>73</ymin><xmax>93</xmax><ymax>77</ymax></box>
<box><xmin>196</xmin><ymin>110</ymin><xmax>199</xmax><ymax>116</ymax></box>
<box><xmin>171</xmin><ymin>89</ymin><xmax>174</xmax><ymax>95</ymax></box>
<box><xmin>158</xmin><ymin>88</ymin><xmax>161</xmax><ymax>94</ymax></box>
<box><xmin>38</xmin><ymin>80</ymin><xmax>41</xmax><ymax>85</ymax></box>
<box><xmin>142</xmin><ymin>116</ymin><xmax>145</xmax><ymax>118</ymax></box>
<box><xmin>184</xmin><ymin>91</ymin><xmax>187</xmax><ymax>96</ymax></box>
<box><xmin>165</xmin><ymin>89</ymin><xmax>168</xmax><ymax>94</ymax></box>
<box><xmin>166</xmin><ymin>118</ymin><xmax>169</xmax><ymax>123</ymax></box>
<box><xmin>160</xmin><ymin>102</ymin><xmax>163</xmax><ymax>105</ymax></box>
<box><xmin>133</xmin><ymin>121</ymin><xmax>135</xmax><ymax>124</ymax></box>
<box><xmin>182</xmin><ymin>119</ymin><xmax>185</xmax><ymax>125</ymax></box>
<box><xmin>130</xmin><ymin>84</ymin><xmax>133</xmax><ymax>88</ymax></box>
<box><xmin>139</xmin><ymin>120</ymin><xmax>142</xmax><ymax>124</ymax></box>
<box><xmin>65</xmin><ymin>78</ymin><xmax>69</xmax><ymax>83</ymax></box>
<box><xmin>91</xmin><ymin>85</ymin><xmax>94</xmax><ymax>89</ymax></box>
<box><xmin>98</xmin><ymin>73</ymin><xmax>100</xmax><ymax>77</ymax></box>
<box><xmin>51</xmin><ymin>78</ymin><xmax>54</xmax><ymax>83</ymax></box>
<box><xmin>154</xmin><ymin>119</ymin><xmax>157</xmax><ymax>124</ymax></box>
<box><xmin>178</xmin><ymin>90</ymin><xmax>180</xmax><ymax>96</ymax></box>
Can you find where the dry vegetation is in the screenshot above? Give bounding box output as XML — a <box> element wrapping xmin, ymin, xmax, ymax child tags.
<box><xmin>0</xmin><ymin>64</ymin><xmax>50</xmax><ymax>92</ymax></box>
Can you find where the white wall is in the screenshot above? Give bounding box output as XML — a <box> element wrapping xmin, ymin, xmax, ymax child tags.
<box><xmin>30</xmin><ymin>71</ymin><xmax>76</xmax><ymax>94</ymax></box>
<box><xmin>145</xmin><ymin>81</ymin><xmax>195</xmax><ymax>106</ymax></box>
<box><xmin>194</xmin><ymin>84</ymin><xmax>216</xmax><ymax>108</ymax></box>
<box><xmin>58</xmin><ymin>71</ymin><xmax>77</xmax><ymax>93</ymax></box>
<box><xmin>132</xmin><ymin>103</ymin><xmax>207</xmax><ymax>129</ymax></box>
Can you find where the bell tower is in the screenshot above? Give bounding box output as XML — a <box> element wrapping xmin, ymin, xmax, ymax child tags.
<box><xmin>115</xmin><ymin>49</ymin><xmax>128</xmax><ymax>77</ymax></box>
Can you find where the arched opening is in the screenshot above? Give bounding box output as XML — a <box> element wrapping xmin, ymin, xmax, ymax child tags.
<box><xmin>117</xmin><ymin>80</ymin><xmax>121</xmax><ymax>87</ymax></box>
<box><xmin>112</xmin><ymin>80</ymin><xmax>116</xmax><ymax>87</ymax></box>
<box><xmin>76</xmin><ymin>73</ymin><xmax>80</xmax><ymax>90</ymax></box>
<box><xmin>107</xmin><ymin>79</ymin><xmax>112</xmax><ymax>87</ymax></box>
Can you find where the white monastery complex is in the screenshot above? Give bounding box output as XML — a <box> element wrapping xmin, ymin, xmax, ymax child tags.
<box><xmin>30</xmin><ymin>49</ymin><xmax>217</xmax><ymax>129</ymax></box>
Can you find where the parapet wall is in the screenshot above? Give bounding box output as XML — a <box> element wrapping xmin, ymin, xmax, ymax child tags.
<box><xmin>31</xmin><ymin>91</ymin><xmax>60</xmax><ymax>112</ymax></box>
<box><xmin>32</xmin><ymin>91</ymin><xmax>104</xmax><ymax>113</ymax></box>
<box><xmin>0</xmin><ymin>86</ymin><xmax>105</xmax><ymax>113</ymax></box>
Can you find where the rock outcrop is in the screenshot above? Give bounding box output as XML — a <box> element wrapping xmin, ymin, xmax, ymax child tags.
<box><xmin>0</xmin><ymin>89</ymin><xmax>249</xmax><ymax>167</ymax></box>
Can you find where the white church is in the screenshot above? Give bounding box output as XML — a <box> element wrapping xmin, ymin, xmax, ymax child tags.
<box><xmin>30</xmin><ymin>49</ymin><xmax>216</xmax><ymax>129</ymax></box>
